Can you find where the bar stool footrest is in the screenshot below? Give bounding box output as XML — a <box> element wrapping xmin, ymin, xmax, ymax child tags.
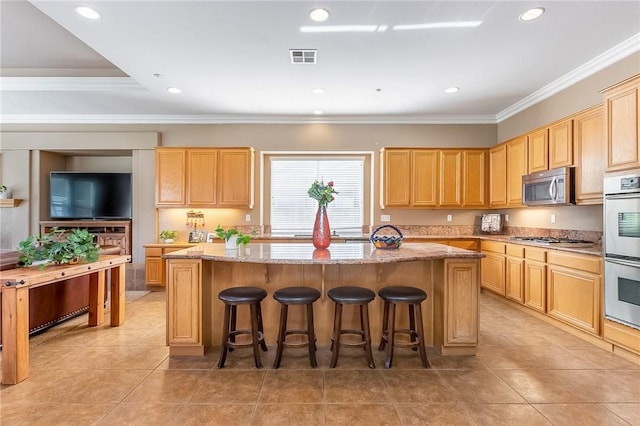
<box><xmin>226</xmin><ymin>330</ymin><xmax>266</xmax><ymax>350</ymax></box>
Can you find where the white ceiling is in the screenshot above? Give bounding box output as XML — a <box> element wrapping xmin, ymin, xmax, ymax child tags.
<box><xmin>1</xmin><ymin>0</ymin><xmax>639</xmax><ymax>124</ymax></box>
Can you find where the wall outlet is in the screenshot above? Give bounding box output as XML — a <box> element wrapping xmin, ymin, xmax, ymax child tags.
<box><xmin>447</xmin><ymin>214</ymin><xmax>453</xmax><ymax>222</ymax></box>
<box><xmin>381</xmin><ymin>214</ymin><xmax>391</xmax><ymax>222</ymax></box>
<box><xmin>505</xmin><ymin>214</ymin><xmax>509</xmax><ymax>222</ymax></box>
<box><xmin>550</xmin><ymin>214</ymin><xmax>556</xmax><ymax>224</ymax></box>
<box><xmin>245</xmin><ymin>214</ymin><xmax>251</xmax><ymax>222</ymax></box>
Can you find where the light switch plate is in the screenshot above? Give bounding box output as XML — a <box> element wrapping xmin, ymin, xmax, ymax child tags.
<box><xmin>447</xmin><ymin>214</ymin><xmax>453</xmax><ymax>222</ymax></box>
<box><xmin>550</xmin><ymin>214</ymin><xmax>556</xmax><ymax>224</ymax></box>
<box><xmin>245</xmin><ymin>214</ymin><xmax>251</xmax><ymax>222</ymax></box>
<box><xmin>381</xmin><ymin>214</ymin><xmax>391</xmax><ymax>222</ymax></box>
<box><xmin>505</xmin><ymin>214</ymin><xmax>509</xmax><ymax>222</ymax></box>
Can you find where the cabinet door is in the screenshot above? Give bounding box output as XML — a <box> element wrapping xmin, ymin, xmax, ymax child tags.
<box><xmin>524</xmin><ymin>261</ymin><xmax>547</xmax><ymax>313</ymax></box>
<box><xmin>547</xmin><ymin>265</ymin><xmax>601</xmax><ymax>335</ymax></box>
<box><xmin>412</xmin><ymin>150</ymin><xmax>438</xmax><ymax>206</ymax></box>
<box><xmin>507</xmin><ymin>136</ymin><xmax>528</xmax><ymax>206</ymax></box>
<box><xmin>574</xmin><ymin>106</ymin><xmax>604</xmax><ymax>205</ymax></box>
<box><xmin>527</xmin><ymin>128</ymin><xmax>548</xmax><ymax>173</ymax></box>
<box><xmin>489</xmin><ymin>143</ymin><xmax>507</xmax><ymax>207</ymax></box>
<box><xmin>167</xmin><ymin>260</ymin><xmax>202</xmax><ymax>348</ymax></box>
<box><xmin>462</xmin><ymin>150</ymin><xmax>488</xmax><ymax>207</ymax></box>
<box><xmin>145</xmin><ymin>256</ymin><xmax>163</xmax><ymax>286</ymax></box>
<box><xmin>480</xmin><ymin>253</ymin><xmax>505</xmax><ymax>295</ymax></box>
<box><xmin>444</xmin><ymin>260</ymin><xmax>478</xmax><ymax>345</ymax></box>
<box><xmin>549</xmin><ymin>119</ymin><xmax>573</xmax><ymax>168</ymax></box>
<box><xmin>383</xmin><ymin>149</ymin><xmax>411</xmax><ymax>207</ymax></box>
<box><xmin>218</xmin><ymin>149</ymin><xmax>252</xmax><ymax>207</ymax></box>
<box><xmin>187</xmin><ymin>149</ymin><xmax>218</xmax><ymax>206</ymax></box>
<box><xmin>439</xmin><ymin>150</ymin><xmax>461</xmax><ymax>207</ymax></box>
<box><xmin>604</xmin><ymin>76</ymin><xmax>640</xmax><ymax>172</ymax></box>
<box><xmin>156</xmin><ymin>148</ymin><xmax>186</xmax><ymax>206</ymax></box>
<box><xmin>506</xmin><ymin>244</ymin><xmax>524</xmax><ymax>303</ymax></box>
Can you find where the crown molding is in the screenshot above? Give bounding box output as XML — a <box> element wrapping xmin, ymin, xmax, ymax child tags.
<box><xmin>496</xmin><ymin>32</ymin><xmax>640</xmax><ymax>122</ymax></box>
<box><xmin>0</xmin><ymin>76</ymin><xmax>144</xmax><ymax>91</ymax></box>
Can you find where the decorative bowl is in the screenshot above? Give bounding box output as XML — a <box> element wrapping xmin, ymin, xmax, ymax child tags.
<box><xmin>369</xmin><ymin>224</ymin><xmax>403</xmax><ymax>249</ymax></box>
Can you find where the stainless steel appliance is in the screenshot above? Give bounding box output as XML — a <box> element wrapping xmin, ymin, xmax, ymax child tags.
<box><xmin>510</xmin><ymin>236</ymin><xmax>594</xmax><ymax>248</ymax></box>
<box><xmin>604</xmin><ymin>173</ymin><xmax>640</xmax><ymax>330</ymax></box>
<box><xmin>481</xmin><ymin>213</ymin><xmax>503</xmax><ymax>233</ymax></box>
<box><xmin>522</xmin><ymin>166</ymin><xmax>575</xmax><ymax>206</ymax></box>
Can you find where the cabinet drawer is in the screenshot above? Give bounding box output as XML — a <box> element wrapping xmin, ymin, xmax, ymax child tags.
<box><xmin>450</xmin><ymin>239</ymin><xmax>479</xmax><ymax>251</ymax></box>
<box><xmin>548</xmin><ymin>251</ymin><xmax>601</xmax><ymax>274</ymax></box>
<box><xmin>604</xmin><ymin>319</ymin><xmax>640</xmax><ymax>355</ymax></box>
<box><xmin>481</xmin><ymin>240</ymin><xmax>506</xmax><ymax>254</ymax></box>
<box><xmin>525</xmin><ymin>247</ymin><xmax>547</xmax><ymax>263</ymax></box>
<box><xmin>506</xmin><ymin>244</ymin><xmax>524</xmax><ymax>258</ymax></box>
<box><xmin>146</xmin><ymin>247</ymin><xmax>163</xmax><ymax>257</ymax></box>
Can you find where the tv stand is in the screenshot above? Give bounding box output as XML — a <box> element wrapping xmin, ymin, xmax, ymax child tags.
<box><xmin>40</xmin><ymin>220</ymin><xmax>132</xmax><ymax>256</ymax></box>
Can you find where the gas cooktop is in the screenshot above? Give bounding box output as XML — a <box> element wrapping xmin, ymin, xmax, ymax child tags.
<box><xmin>510</xmin><ymin>236</ymin><xmax>595</xmax><ymax>247</ymax></box>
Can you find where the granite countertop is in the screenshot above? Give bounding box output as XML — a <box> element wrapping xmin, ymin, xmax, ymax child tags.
<box><xmin>162</xmin><ymin>241</ymin><xmax>484</xmax><ymax>264</ymax></box>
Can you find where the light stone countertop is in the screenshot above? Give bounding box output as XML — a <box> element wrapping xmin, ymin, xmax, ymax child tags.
<box><xmin>162</xmin><ymin>241</ymin><xmax>484</xmax><ymax>265</ymax></box>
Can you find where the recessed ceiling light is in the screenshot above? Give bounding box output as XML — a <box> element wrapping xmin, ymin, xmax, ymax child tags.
<box><xmin>519</xmin><ymin>7</ymin><xmax>545</xmax><ymax>21</ymax></box>
<box><xmin>445</xmin><ymin>87</ymin><xmax>460</xmax><ymax>94</ymax></box>
<box><xmin>312</xmin><ymin>88</ymin><xmax>326</xmax><ymax>94</ymax></box>
<box><xmin>74</xmin><ymin>5</ymin><xmax>101</xmax><ymax>20</ymax></box>
<box><xmin>309</xmin><ymin>8</ymin><xmax>330</xmax><ymax>22</ymax></box>
<box><xmin>167</xmin><ymin>87</ymin><xmax>182</xmax><ymax>94</ymax></box>
<box><xmin>313</xmin><ymin>110</ymin><xmax>324</xmax><ymax>115</ymax></box>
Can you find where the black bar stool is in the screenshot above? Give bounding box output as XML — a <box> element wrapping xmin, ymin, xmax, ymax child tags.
<box><xmin>328</xmin><ymin>286</ymin><xmax>376</xmax><ymax>369</ymax></box>
<box><xmin>272</xmin><ymin>286</ymin><xmax>321</xmax><ymax>369</ymax></box>
<box><xmin>378</xmin><ymin>285</ymin><xmax>430</xmax><ymax>368</ymax></box>
<box><xmin>217</xmin><ymin>286</ymin><xmax>268</xmax><ymax>368</ymax></box>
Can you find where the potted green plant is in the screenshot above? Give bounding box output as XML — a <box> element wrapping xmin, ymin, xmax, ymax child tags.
<box><xmin>0</xmin><ymin>185</ymin><xmax>11</xmax><ymax>200</ymax></box>
<box><xmin>17</xmin><ymin>228</ymin><xmax>100</xmax><ymax>268</ymax></box>
<box><xmin>214</xmin><ymin>225</ymin><xmax>251</xmax><ymax>249</ymax></box>
<box><xmin>159</xmin><ymin>230</ymin><xmax>178</xmax><ymax>243</ymax></box>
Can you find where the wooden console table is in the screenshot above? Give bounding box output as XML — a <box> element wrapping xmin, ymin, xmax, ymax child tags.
<box><xmin>0</xmin><ymin>254</ymin><xmax>131</xmax><ymax>384</ymax></box>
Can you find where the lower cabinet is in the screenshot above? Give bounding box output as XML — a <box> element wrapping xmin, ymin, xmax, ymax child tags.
<box><xmin>480</xmin><ymin>241</ymin><xmax>506</xmax><ymax>296</ymax></box>
<box><xmin>145</xmin><ymin>244</ymin><xmax>196</xmax><ymax>286</ymax></box>
<box><xmin>167</xmin><ymin>259</ymin><xmax>202</xmax><ymax>352</ymax></box>
<box><xmin>603</xmin><ymin>319</ymin><xmax>640</xmax><ymax>355</ymax></box>
<box><xmin>524</xmin><ymin>247</ymin><xmax>547</xmax><ymax>313</ymax></box>
<box><xmin>505</xmin><ymin>244</ymin><xmax>524</xmax><ymax>303</ymax></box>
<box><xmin>547</xmin><ymin>251</ymin><xmax>602</xmax><ymax>335</ymax></box>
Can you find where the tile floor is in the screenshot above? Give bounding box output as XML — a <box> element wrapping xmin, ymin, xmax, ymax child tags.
<box><xmin>1</xmin><ymin>290</ymin><xmax>639</xmax><ymax>425</ymax></box>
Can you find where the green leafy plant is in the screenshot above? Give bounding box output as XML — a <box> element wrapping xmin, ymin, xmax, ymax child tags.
<box><xmin>159</xmin><ymin>230</ymin><xmax>178</xmax><ymax>241</ymax></box>
<box><xmin>214</xmin><ymin>225</ymin><xmax>251</xmax><ymax>245</ymax></box>
<box><xmin>0</xmin><ymin>185</ymin><xmax>7</xmax><ymax>193</ymax></box>
<box><xmin>17</xmin><ymin>228</ymin><xmax>100</xmax><ymax>268</ymax></box>
<box><xmin>307</xmin><ymin>180</ymin><xmax>338</xmax><ymax>206</ymax></box>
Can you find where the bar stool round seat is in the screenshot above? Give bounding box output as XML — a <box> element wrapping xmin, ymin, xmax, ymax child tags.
<box><xmin>378</xmin><ymin>285</ymin><xmax>430</xmax><ymax>369</ymax></box>
<box><xmin>327</xmin><ymin>286</ymin><xmax>376</xmax><ymax>369</ymax></box>
<box><xmin>272</xmin><ymin>287</ymin><xmax>321</xmax><ymax>369</ymax></box>
<box><xmin>217</xmin><ymin>286</ymin><xmax>268</xmax><ymax>369</ymax></box>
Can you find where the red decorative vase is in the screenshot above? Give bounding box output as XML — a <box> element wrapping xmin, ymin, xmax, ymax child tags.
<box><xmin>313</xmin><ymin>205</ymin><xmax>331</xmax><ymax>249</ymax></box>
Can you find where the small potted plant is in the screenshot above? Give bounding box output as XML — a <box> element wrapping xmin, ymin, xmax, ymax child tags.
<box><xmin>159</xmin><ymin>230</ymin><xmax>178</xmax><ymax>243</ymax></box>
<box><xmin>215</xmin><ymin>225</ymin><xmax>251</xmax><ymax>250</ymax></box>
<box><xmin>0</xmin><ymin>185</ymin><xmax>11</xmax><ymax>200</ymax></box>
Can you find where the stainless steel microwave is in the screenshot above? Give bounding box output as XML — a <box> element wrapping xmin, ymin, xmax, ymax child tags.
<box><xmin>522</xmin><ymin>167</ymin><xmax>575</xmax><ymax>206</ymax></box>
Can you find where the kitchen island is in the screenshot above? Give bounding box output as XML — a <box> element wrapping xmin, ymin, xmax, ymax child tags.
<box><xmin>164</xmin><ymin>242</ymin><xmax>483</xmax><ymax>357</ymax></box>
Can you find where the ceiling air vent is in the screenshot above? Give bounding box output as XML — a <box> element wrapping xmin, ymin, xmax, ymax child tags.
<box><xmin>290</xmin><ymin>49</ymin><xmax>317</xmax><ymax>64</ymax></box>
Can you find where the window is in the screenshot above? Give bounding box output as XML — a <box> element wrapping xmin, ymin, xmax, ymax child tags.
<box><xmin>270</xmin><ymin>157</ymin><xmax>364</xmax><ymax>234</ymax></box>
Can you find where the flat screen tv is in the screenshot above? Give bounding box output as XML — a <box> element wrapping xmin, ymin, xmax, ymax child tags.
<box><xmin>50</xmin><ymin>172</ymin><xmax>132</xmax><ymax>220</ymax></box>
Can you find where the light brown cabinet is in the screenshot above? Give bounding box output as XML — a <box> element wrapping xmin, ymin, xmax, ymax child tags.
<box><xmin>549</xmin><ymin>119</ymin><xmax>573</xmax><ymax>169</ymax></box>
<box><xmin>547</xmin><ymin>251</ymin><xmax>602</xmax><ymax>336</ymax></box>
<box><xmin>489</xmin><ymin>144</ymin><xmax>507</xmax><ymax>207</ymax></box>
<box><xmin>527</xmin><ymin>128</ymin><xmax>549</xmax><ymax>173</ymax></box>
<box><xmin>382</xmin><ymin>148</ymin><xmax>486</xmax><ymax>208</ymax></box>
<box><xmin>603</xmin><ymin>319</ymin><xmax>640</xmax><ymax>356</ymax></box>
<box><xmin>145</xmin><ymin>244</ymin><xmax>195</xmax><ymax>286</ymax></box>
<box><xmin>603</xmin><ymin>74</ymin><xmax>640</xmax><ymax>172</ymax></box>
<box><xmin>524</xmin><ymin>247</ymin><xmax>547</xmax><ymax>313</ymax></box>
<box><xmin>574</xmin><ymin>106</ymin><xmax>604</xmax><ymax>204</ymax></box>
<box><xmin>156</xmin><ymin>147</ymin><xmax>254</xmax><ymax>208</ymax></box>
<box><xmin>480</xmin><ymin>241</ymin><xmax>506</xmax><ymax>296</ymax></box>
<box><xmin>507</xmin><ymin>136</ymin><xmax>528</xmax><ymax>206</ymax></box>
<box><xmin>505</xmin><ymin>244</ymin><xmax>524</xmax><ymax>303</ymax></box>
<box><xmin>167</xmin><ymin>259</ymin><xmax>203</xmax><ymax>352</ymax></box>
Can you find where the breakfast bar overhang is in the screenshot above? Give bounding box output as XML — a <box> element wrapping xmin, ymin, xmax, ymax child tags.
<box><xmin>164</xmin><ymin>242</ymin><xmax>484</xmax><ymax>358</ymax></box>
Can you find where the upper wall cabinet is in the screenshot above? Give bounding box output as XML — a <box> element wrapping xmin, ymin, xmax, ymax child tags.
<box><xmin>549</xmin><ymin>119</ymin><xmax>573</xmax><ymax>169</ymax></box>
<box><xmin>156</xmin><ymin>147</ymin><xmax>254</xmax><ymax>208</ymax></box>
<box><xmin>603</xmin><ymin>74</ymin><xmax>640</xmax><ymax>172</ymax></box>
<box><xmin>489</xmin><ymin>143</ymin><xmax>507</xmax><ymax>207</ymax></box>
<box><xmin>381</xmin><ymin>148</ymin><xmax>487</xmax><ymax>209</ymax></box>
<box><xmin>527</xmin><ymin>128</ymin><xmax>548</xmax><ymax>173</ymax></box>
<box><xmin>506</xmin><ymin>136</ymin><xmax>528</xmax><ymax>207</ymax></box>
<box><xmin>574</xmin><ymin>106</ymin><xmax>604</xmax><ymax>205</ymax></box>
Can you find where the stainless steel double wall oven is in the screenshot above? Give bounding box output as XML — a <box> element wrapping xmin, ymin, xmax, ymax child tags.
<box><xmin>604</xmin><ymin>173</ymin><xmax>640</xmax><ymax>330</ymax></box>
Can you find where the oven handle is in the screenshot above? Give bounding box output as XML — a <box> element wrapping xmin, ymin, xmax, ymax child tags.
<box><xmin>606</xmin><ymin>257</ymin><xmax>640</xmax><ymax>268</ymax></box>
<box><xmin>605</xmin><ymin>193</ymin><xmax>640</xmax><ymax>200</ymax></box>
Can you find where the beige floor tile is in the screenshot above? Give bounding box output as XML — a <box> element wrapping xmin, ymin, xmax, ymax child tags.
<box><xmin>176</xmin><ymin>403</ymin><xmax>255</xmax><ymax>426</ymax></box>
<box><xmin>437</xmin><ymin>369</ymin><xmax>525</xmax><ymax>404</ymax></box>
<box><xmin>602</xmin><ymin>403</ymin><xmax>640</xmax><ymax>425</ymax></box>
<box><xmin>0</xmin><ymin>401</ymin><xmax>116</xmax><ymax>426</ymax></box>
<box><xmin>252</xmin><ymin>403</ymin><xmax>325</xmax><ymax>425</ymax></box>
<box><xmin>394</xmin><ymin>402</ymin><xmax>477</xmax><ymax>425</ymax></box>
<box><xmin>156</xmin><ymin>353</ymin><xmax>219</xmax><ymax>370</ymax></box>
<box><xmin>381</xmin><ymin>369</ymin><xmax>454</xmax><ymax>404</ymax></box>
<box><xmin>258</xmin><ymin>370</ymin><xmax>324</xmax><ymax>403</ymax></box>
<box><xmin>464</xmin><ymin>403</ymin><xmax>553</xmax><ymax>425</ymax></box>
<box><xmin>123</xmin><ymin>369</ymin><xmax>209</xmax><ymax>403</ymax></box>
<box><xmin>96</xmin><ymin>402</ymin><xmax>185</xmax><ymax>425</ymax></box>
<box><xmin>533</xmin><ymin>403</ymin><xmax>633</xmax><ymax>425</ymax></box>
<box><xmin>189</xmin><ymin>369</ymin><xmax>265</xmax><ymax>403</ymax></box>
<box><xmin>324</xmin><ymin>370</ymin><xmax>389</xmax><ymax>403</ymax></box>
<box><xmin>476</xmin><ymin>345</ymin><xmax>544</xmax><ymax>370</ymax></box>
<box><xmin>324</xmin><ymin>403</ymin><xmax>401</xmax><ymax>425</ymax></box>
